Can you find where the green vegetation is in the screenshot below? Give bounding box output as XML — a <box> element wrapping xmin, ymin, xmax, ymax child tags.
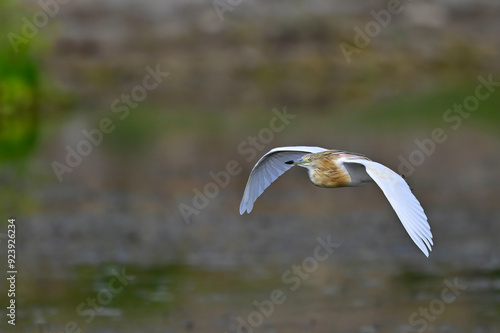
<box><xmin>348</xmin><ymin>83</ymin><xmax>500</xmax><ymax>132</ymax></box>
<box><xmin>0</xmin><ymin>0</ymin><xmax>40</xmax><ymax>161</ymax></box>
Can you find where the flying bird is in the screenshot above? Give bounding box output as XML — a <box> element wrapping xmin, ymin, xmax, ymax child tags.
<box><xmin>240</xmin><ymin>146</ymin><xmax>433</xmax><ymax>257</ymax></box>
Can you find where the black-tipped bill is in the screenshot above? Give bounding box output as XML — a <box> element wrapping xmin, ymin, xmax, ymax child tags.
<box><xmin>285</xmin><ymin>160</ymin><xmax>295</xmax><ymax>165</ymax></box>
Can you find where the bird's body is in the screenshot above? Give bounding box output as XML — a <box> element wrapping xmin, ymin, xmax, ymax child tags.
<box><xmin>296</xmin><ymin>150</ymin><xmax>372</xmax><ymax>188</ymax></box>
<box><xmin>240</xmin><ymin>146</ymin><xmax>433</xmax><ymax>257</ymax></box>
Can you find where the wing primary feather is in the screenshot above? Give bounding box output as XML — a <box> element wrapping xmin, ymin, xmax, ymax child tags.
<box><xmin>398</xmin><ymin>206</ymin><xmax>432</xmax><ymax>252</ymax></box>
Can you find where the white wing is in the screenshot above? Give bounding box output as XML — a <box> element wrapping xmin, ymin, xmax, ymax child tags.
<box><xmin>344</xmin><ymin>159</ymin><xmax>433</xmax><ymax>257</ymax></box>
<box><xmin>240</xmin><ymin>146</ymin><xmax>328</xmax><ymax>214</ymax></box>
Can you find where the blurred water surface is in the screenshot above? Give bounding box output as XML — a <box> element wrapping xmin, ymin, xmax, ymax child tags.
<box><xmin>5</xmin><ymin>263</ymin><xmax>500</xmax><ymax>332</ymax></box>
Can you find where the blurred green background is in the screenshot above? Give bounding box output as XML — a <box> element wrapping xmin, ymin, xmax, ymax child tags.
<box><xmin>1</xmin><ymin>0</ymin><xmax>499</xmax><ymax>332</ymax></box>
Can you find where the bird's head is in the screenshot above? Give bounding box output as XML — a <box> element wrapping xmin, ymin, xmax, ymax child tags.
<box><xmin>285</xmin><ymin>154</ymin><xmax>314</xmax><ymax>169</ymax></box>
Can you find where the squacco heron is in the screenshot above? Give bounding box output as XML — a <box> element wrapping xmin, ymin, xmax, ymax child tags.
<box><xmin>240</xmin><ymin>146</ymin><xmax>433</xmax><ymax>257</ymax></box>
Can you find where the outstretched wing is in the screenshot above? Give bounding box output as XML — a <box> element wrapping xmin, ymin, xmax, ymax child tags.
<box><xmin>240</xmin><ymin>146</ymin><xmax>328</xmax><ymax>214</ymax></box>
<box><xmin>344</xmin><ymin>159</ymin><xmax>433</xmax><ymax>257</ymax></box>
